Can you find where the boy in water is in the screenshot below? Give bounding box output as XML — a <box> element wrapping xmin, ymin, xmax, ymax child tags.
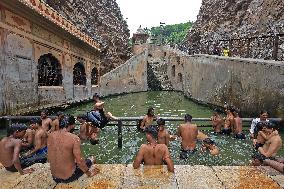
<box><xmin>211</xmin><ymin>109</ymin><xmax>223</xmax><ymax>134</ymax></box>
<box><xmin>157</xmin><ymin>118</ymin><xmax>170</xmax><ymax>146</ymax></box>
<box><xmin>140</xmin><ymin>107</ymin><xmax>156</xmax><ymax>131</ymax></box>
<box><xmin>77</xmin><ymin>115</ymin><xmax>90</xmax><ymax>140</ymax></box>
<box><xmin>233</xmin><ymin>108</ymin><xmax>246</xmax><ymax>139</ymax></box>
<box><xmin>221</xmin><ymin>105</ymin><xmax>234</xmax><ymax>135</ymax></box>
<box><xmin>201</xmin><ymin>138</ymin><xmax>219</xmax><ymax>156</ymax></box>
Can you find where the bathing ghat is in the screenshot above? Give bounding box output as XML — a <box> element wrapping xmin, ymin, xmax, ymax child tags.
<box><xmin>0</xmin><ymin>163</ymin><xmax>284</xmax><ymax>189</ymax></box>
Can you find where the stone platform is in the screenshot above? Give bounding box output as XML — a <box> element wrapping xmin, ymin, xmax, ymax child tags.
<box><xmin>0</xmin><ymin>163</ymin><xmax>283</xmax><ymax>189</ymax></box>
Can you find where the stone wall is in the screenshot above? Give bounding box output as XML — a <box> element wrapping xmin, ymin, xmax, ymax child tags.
<box><xmin>100</xmin><ymin>51</ymin><xmax>148</xmax><ymax>96</ymax></box>
<box><xmin>182</xmin><ymin>0</ymin><xmax>284</xmax><ymax>61</ymax></box>
<box><xmin>101</xmin><ymin>44</ymin><xmax>284</xmax><ymax>117</ymax></box>
<box><xmin>0</xmin><ymin>2</ymin><xmax>100</xmax><ymax>115</ymax></box>
<box><xmin>44</xmin><ymin>0</ymin><xmax>131</xmax><ymax>75</ymax></box>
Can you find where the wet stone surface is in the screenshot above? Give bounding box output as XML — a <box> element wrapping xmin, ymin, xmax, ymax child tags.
<box><xmin>0</xmin><ymin>163</ymin><xmax>283</xmax><ymax>189</ymax></box>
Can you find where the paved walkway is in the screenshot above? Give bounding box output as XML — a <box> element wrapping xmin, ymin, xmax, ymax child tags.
<box><xmin>0</xmin><ymin>163</ymin><xmax>283</xmax><ymax>189</ymax></box>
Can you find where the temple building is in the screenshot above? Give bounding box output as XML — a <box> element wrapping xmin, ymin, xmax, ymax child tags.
<box><xmin>0</xmin><ymin>0</ymin><xmax>101</xmax><ymax>115</ymax></box>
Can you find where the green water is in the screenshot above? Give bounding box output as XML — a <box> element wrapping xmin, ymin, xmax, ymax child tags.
<box><xmin>64</xmin><ymin>91</ymin><xmax>284</xmax><ymax>165</ymax></box>
<box><xmin>1</xmin><ymin>91</ymin><xmax>283</xmax><ymax>165</ymax></box>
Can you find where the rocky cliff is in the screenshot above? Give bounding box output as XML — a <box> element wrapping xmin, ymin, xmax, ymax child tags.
<box><xmin>182</xmin><ymin>0</ymin><xmax>284</xmax><ymax>60</ymax></box>
<box><xmin>44</xmin><ymin>0</ymin><xmax>131</xmax><ymax>75</ymax></box>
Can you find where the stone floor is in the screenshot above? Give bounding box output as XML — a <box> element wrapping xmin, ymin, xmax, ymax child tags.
<box><xmin>0</xmin><ymin>163</ymin><xmax>283</xmax><ymax>189</ymax></box>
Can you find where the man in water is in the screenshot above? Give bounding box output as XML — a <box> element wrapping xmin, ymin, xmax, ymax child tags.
<box><xmin>22</xmin><ymin>119</ymin><xmax>48</xmax><ymax>166</ymax></box>
<box><xmin>211</xmin><ymin>109</ymin><xmax>223</xmax><ymax>134</ymax></box>
<box><xmin>221</xmin><ymin>105</ymin><xmax>234</xmax><ymax>135</ymax></box>
<box><xmin>0</xmin><ymin>124</ymin><xmax>34</xmax><ymax>174</ymax></box>
<box><xmin>77</xmin><ymin>115</ymin><xmax>90</xmax><ymax>140</ymax></box>
<box><xmin>50</xmin><ymin>111</ymin><xmax>65</xmax><ymax>132</ymax></box>
<box><xmin>177</xmin><ymin>114</ymin><xmax>198</xmax><ymax>159</ymax></box>
<box><xmin>133</xmin><ymin>125</ymin><xmax>174</xmax><ymax>172</ymax></box>
<box><xmin>41</xmin><ymin>110</ymin><xmax>53</xmax><ymax>132</ymax></box>
<box><xmin>233</xmin><ymin>108</ymin><xmax>246</xmax><ymax>139</ymax></box>
<box><xmin>250</xmin><ymin>110</ymin><xmax>269</xmax><ymax>138</ymax></box>
<box><xmin>258</xmin><ymin>122</ymin><xmax>282</xmax><ymax>158</ymax></box>
<box><xmin>140</xmin><ymin>107</ymin><xmax>156</xmax><ymax>131</ymax></box>
<box><xmin>22</xmin><ymin>119</ymin><xmax>36</xmax><ymax>150</ymax></box>
<box><xmin>48</xmin><ymin>119</ymin><xmax>99</xmax><ymax>183</ymax></box>
<box><xmin>252</xmin><ymin>155</ymin><xmax>284</xmax><ymax>174</ymax></box>
<box><xmin>157</xmin><ymin>118</ymin><xmax>170</xmax><ymax>146</ymax></box>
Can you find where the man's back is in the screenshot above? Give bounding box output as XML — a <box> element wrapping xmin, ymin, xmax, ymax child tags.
<box><xmin>178</xmin><ymin>123</ymin><xmax>198</xmax><ymax>150</ymax></box>
<box><xmin>158</xmin><ymin>130</ymin><xmax>170</xmax><ymax>146</ymax></box>
<box><xmin>47</xmin><ymin>130</ymin><xmax>78</xmax><ymax>179</ymax></box>
<box><xmin>0</xmin><ymin>138</ymin><xmax>16</xmax><ymax>167</ymax></box>
<box><xmin>140</xmin><ymin>143</ymin><xmax>169</xmax><ymax>165</ymax></box>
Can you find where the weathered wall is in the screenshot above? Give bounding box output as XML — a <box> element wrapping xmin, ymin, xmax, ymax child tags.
<box><xmin>0</xmin><ymin>2</ymin><xmax>100</xmax><ymax>115</ymax></box>
<box><xmin>183</xmin><ymin>55</ymin><xmax>284</xmax><ymax>117</ymax></box>
<box><xmin>104</xmin><ymin>44</ymin><xmax>284</xmax><ymax>117</ymax></box>
<box><xmin>44</xmin><ymin>0</ymin><xmax>131</xmax><ymax>75</ymax></box>
<box><xmin>100</xmin><ymin>51</ymin><xmax>148</xmax><ymax>96</ymax></box>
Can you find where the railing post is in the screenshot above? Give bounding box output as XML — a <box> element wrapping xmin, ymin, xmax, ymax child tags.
<box><xmin>117</xmin><ymin>120</ymin><xmax>122</xmax><ymax>149</ymax></box>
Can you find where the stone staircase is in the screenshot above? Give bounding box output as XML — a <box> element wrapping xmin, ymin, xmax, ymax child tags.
<box><xmin>147</xmin><ymin>59</ymin><xmax>173</xmax><ymax>91</ymax></box>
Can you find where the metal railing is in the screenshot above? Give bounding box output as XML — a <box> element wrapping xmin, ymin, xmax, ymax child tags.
<box><xmin>0</xmin><ymin>116</ymin><xmax>282</xmax><ymax>148</ymax></box>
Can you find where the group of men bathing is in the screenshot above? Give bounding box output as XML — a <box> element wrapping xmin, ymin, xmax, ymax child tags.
<box><xmin>0</xmin><ymin>97</ymin><xmax>283</xmax><ymax>184</ymax></box>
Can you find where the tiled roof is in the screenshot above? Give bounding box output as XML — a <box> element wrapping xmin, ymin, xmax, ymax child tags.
<box><xmin>18</xmin><ymin>0</ymin><xmax>101</xmax><ymax>51</ymax></box>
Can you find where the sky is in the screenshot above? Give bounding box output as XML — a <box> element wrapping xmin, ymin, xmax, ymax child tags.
<box><xmin>116</xmin><ymin>0</ymin><xmax>203</xmax><ymax>35</ymax></box>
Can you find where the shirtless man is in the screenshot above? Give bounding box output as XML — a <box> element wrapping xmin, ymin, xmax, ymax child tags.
<box><xmin>177</xmin><ymin>114</ymin><xmax>198</xmax><ymax>159</ymax></box>
<box><xmin>133</xmin><ymin>125</ymin><xmax>174</xmax><ymax>172</ymax></box>
<box><xmin>211</xmin><ymin>109</ymin><xmax>223</xmax><ymax>134</ymax></box>
<box><xmin>157</xmin><ymin>118</ymin><xmax>170</xmax><ymax>146</ymax></box>
<box><xmin>201</xmin><ymin>138</ymin><xmax>219</xmax><ymax>156</ymax></box>
<box><xmin>0</xmin><ymin>124</ymin><xmax>34</xmax><ymax>174</ymax></box>
<box><xmin>258</xmin><ymin>122</ymin><xmax>282</xmax><ymax>158</ymax></box>
<box><xmin>41</xmin><ymin>110</ymin><xmax>53</xmax><ymax>132</ymax></box>
<box><xmin>22</xmin><ymin>120</ymin><xmax>48</xmax><ymax>166</ymax></box>
<box><xmin>77</xmin><ymin>115</ymin><xmax>90</xmax><ymax>140</ymax></box>
<box><xmin>50</xmin><ymin>111</ymin><xmax>65</xmax><ymax>132</ymax></box>
<box><xmin>22</xmin><ymin>119</ymin><xmax>37</xmax><ymax>150</ymax></box>
<box><xmin>47</xmin><ymin>119</ymin><xmax>99</xmax><ymax>183</ymax></box>
<box><xmin>140</xmin><ymin>107</ymin><xmax>156</xmax><ymax>131</ymax></box>
<box><xmin>233</xmin><ymin>108</ymin><xmax>246</xmax><ymax>139</ymax></box>
<box><xmin>250</xmin><ymin>110</ymin><xmax>269</xmax><ymax>138</ymax></box>
<box><xmin>221</xmin><ymin>105</ymin><xmax>234</xmax><ymax>135</ymax></box>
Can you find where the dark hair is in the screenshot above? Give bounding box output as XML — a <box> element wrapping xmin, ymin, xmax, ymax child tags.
<box><xmin>264</xmin><ymin>121</ymin><xmax>275</xmax><ymax>129</ymax></box>
<box><xmin>41</xmin><ymin>109</ymin><xmax>48</xmax><ymax>114</ymax></box>
<box><xmin>59</xmin><ymin>119</ymin><xmax>68</xmax><ymax>129</ymax></box>
<box><xmin>144</xmin><ymin>125</ymin><xmax>158</xmax><ymax>139</ymax></box>
<box><xmin>260</xmin><ymin>110</ymin><xmax>268</xmax><ymax>115</ymax></box>
<box><xmin>214</xmin><ymin>108</ymin><xmax>222</xmax><ymax>114</ymax></box>
<box><xmin>56</xmin><ymin>111</ymin><xmax>64</xmax><ymax>117</ymax></box>
<box><xmin>7</xmin><ymin>123</ymin><xmax>27</xmax><ymax>136</ymax></box>
<box><xmin>184</xmin><ymin>114</ymin><xmax>192</xmax><ymax>122</ymax></box>
<box><xmin>147</xmin><ymin>107</ymin><xmax>154</xmax><ymax>116</ymax></box>
<box><xmin>203</xmin><ymin>138</ymin><xmax>215</xmax><ymax>145</ymax></box>
<box><xmin>67</xmin><ymin>115</ymin><xmax>76</xmax><ymax>125</ymax></box>
<box><xmin>157</xmin><ymin>118</ymin><xmax>165</xmax><ymax>126</ymax></box>
<box><xmin>30</xmin><ymin>118</ymin><xmax>40</xmax><ymax>124</ymax></box>
<box><xmin>93</xmin><ymin>93</ymin><xmax>100</xmax><ymax>100</ymax></box>
<box><xmin>77</xmin><ymin>114</ymin><xmax>87</xmax><ymax>120</ymax></box>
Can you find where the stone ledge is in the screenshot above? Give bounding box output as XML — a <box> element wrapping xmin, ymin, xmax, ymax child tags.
<box><xmin>0</xmin><ymin>163</ymin><xmax>282</xmax><ymax>189</ymax></box>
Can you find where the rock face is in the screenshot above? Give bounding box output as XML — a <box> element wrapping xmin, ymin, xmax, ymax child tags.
<box><xmin>182</xmin><ymin>0</ymin><xmax>284</xmax><ymax>61</ymax></box>
<box><xmin>44</xmin><ymin>0</ymin><xmax>131</xmax><ymax>75</ymax></box>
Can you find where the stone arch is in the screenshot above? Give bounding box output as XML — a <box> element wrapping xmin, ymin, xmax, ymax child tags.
<box><xmin>73</xmin><ymin>63</ymin><xmax>86</xmax><ymax>86</ymax></box>
<box><xmin>38</xmin><ymin>53</ymin><xmax>62</xmax><ymax>86</ymax></box>
<box><xmin>91</xmin><ymin>67</ymin><xmax>99</xmax><ymax>85</ymax></box>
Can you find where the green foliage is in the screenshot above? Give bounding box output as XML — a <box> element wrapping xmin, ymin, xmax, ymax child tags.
<box><xmin>148</xmin><ymin>22</ymin><xmax>192</xmax><ymax>45</ymax></box>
